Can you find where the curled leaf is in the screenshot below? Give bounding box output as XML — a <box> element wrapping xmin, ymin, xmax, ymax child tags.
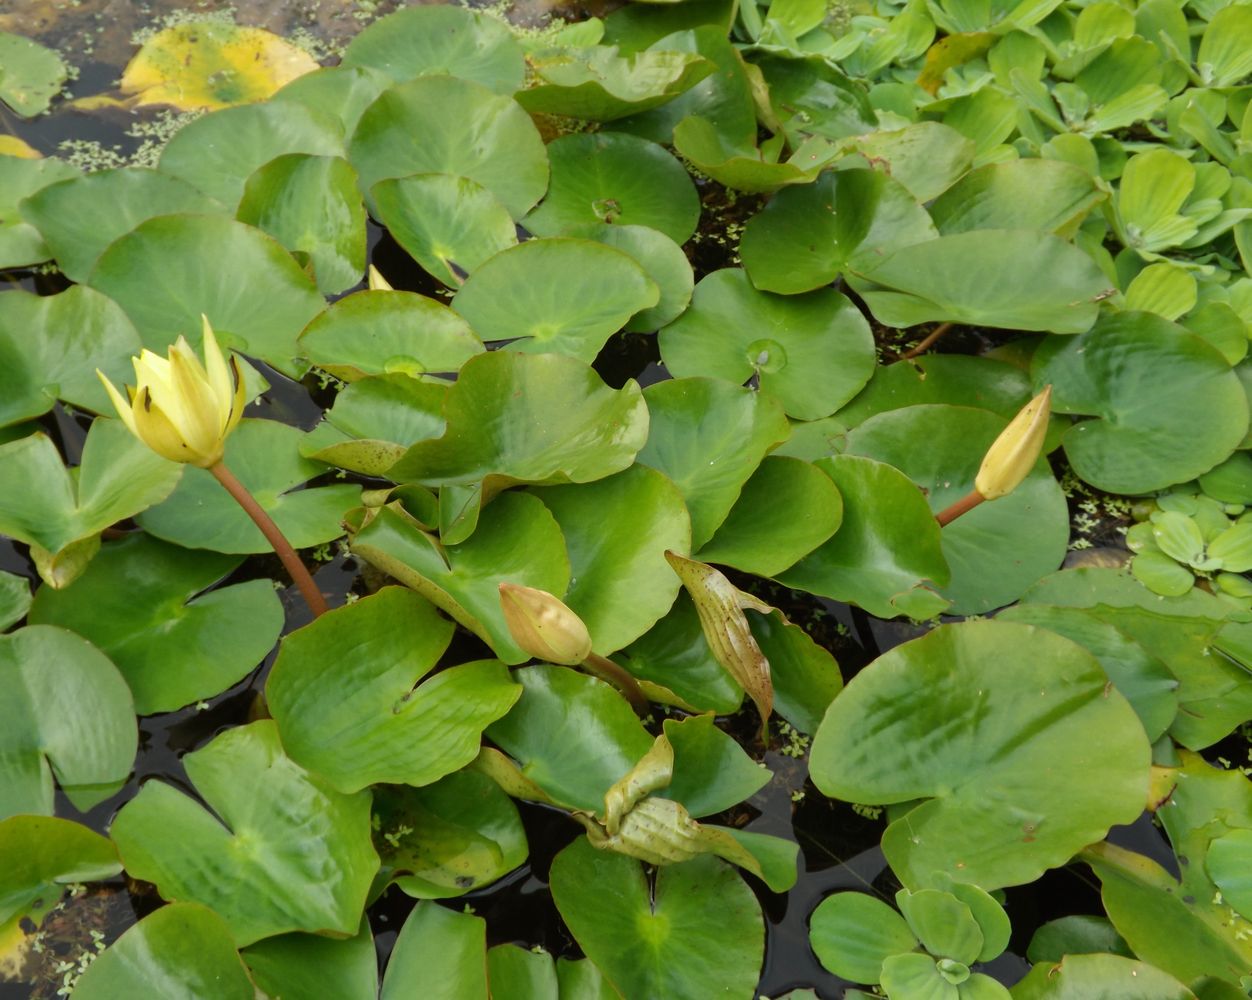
<box><xmin>603</xmin><ymin>734</ymin><xmax>674</xmax><ymax>836</ymax></box>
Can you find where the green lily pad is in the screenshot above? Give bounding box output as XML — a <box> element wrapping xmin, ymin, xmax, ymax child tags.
<box><xmin>929</xmin><ymin>159</ymin><xmax>1105</xmax><ymax>236</ymax></box>
<box><xmin>810</xmin><ymin>892</ymin><xmax>918</xmax><ymax>985</ymax></box>
<box><xmin>1033</xmin><ymin>311</ymin><xmax>1249</xmax><ymax>493</ymax></box>
<box><xmin>110</xmin><ymin>720</ymin><xmax>378</xmax><ymax>947</ymax></box>
<box><xmin>29</xmin><ymin>533</ymin><xmax>283</xmax><ymax>714</ymax></box>
<box><xmin>298</xmin><ymin>289</ymin><xmax>483</xmax><ymax>382</ymax></box>
<box><xmin>381</xmin><ymin>902</ymin><xmax>486</xmax><ymax>998</ymax></box>
<box><xmin>340</xmin><ymin>4</ymin><xmax>524</xmax><ymax>93</ymax></box>
<box><xmin>810</xmin><ymin>620</ymin><xmax>1151</xmax><ymax>890</ymax></box>
<box><xmin>696</xmin><ymin>456</ymin><xmax>843</xmax><ymax>577</ymax></box>
<box><xmin>158</xmin><ymin>100</ymin><xmax>344</xmax><ymax>209</ymax></box>
<box><xmin>516</xmin><ymin>45</ymin><xmax>713</xmax><ymax>120</ymax></box>
<box><xmin>271</xmin><ymin>65</ymin><xmax>390</xmax><ymax>136</ymax></box>
<box><xmin>0</xmin><ymin>155</ymin><xmax>80</xmax><ymax>268</ymax></box>
<box><xmin>451</xmin><ymin>237</ymin><xmax>659</xmax><ymax>363</ymax></box>
<box><xmin>749</xmin><ymin>608</ymin><xmax>843</xmax><ymax>735</ymax></box>
<box><xmin>0</xmin><ymin>815</ymin><xmax>120</xmax><ymax>925</ymax></box>
<box><xmin>372</xmin><ymin>173</ymin><xmax>518</xmax><ymax>288</ymax></box>
<box><xmin>20</xmin><ymin>166</ymin><xmax>220</xmax><ymax>284</ymax></box>
<box><xmin>778</xmin><ymin>455</ymin><xmax>951</xmax><ymax>621</ymax></box>
<box><xmin>349</xmin><ymin>76</ymin><xmax>548</xmax><ymax>219</ymax></box>
<box><xmin>847</xmin><ymin>405</ymin><xmax>1069</xmax><ymax>614</ymax></box>
<box><xmin>847</xmin><ymin>230</ymin><xmax>1112</xmax><ymax>334</ymax></box>
<box><xmin>584</xmin><ymin>223</ymin><xmax>694</xmax><ymax>332</ymax></box>
<box><xmin>549</xmin><ymin>838</ymin><xmax>764</xmax><ymax>999</ymax></box>
<box><xmin>1026</xmin><ymin>915</ymin><xmax>1132</xmax><ymax>964</ymax></box>
<box><xmin>0</xmin><ymin>420</ymin><xmax>181</xmax><ymax>567</ymax></box>
<box><xmin>268</xmin><ymin>587</ymin><xmax>519</xmax><ymax>792</ymax></box>
<box><xmin>738</xmin><ymin>168</ymin><xmax>936</xmax><ymax>295</ymax></box>
<box><xmin>661</xmin><ymin>714</ymin><xmax>771</xmax><ymax>817</ymax></box>
<box><xmin>753</xmin><ymin>53</ymin><xmax>878</xmax><ymax>146</ymax></box>
<box><xmin>236</xmin><ymin>153</ymin><xmax>366</xmax><ymax>296</ymax></box>
<box><xmin>0</xmin><ymin>625</ymin><xmax>135</xmax><ymax>819</ymax></box>
<box><xmin>0</xmin><ymin>570</ymin><xmax>30</xmax><ymax>632</ymax></box>
<box><xmin>387</xmin><ymin>350</ymin><xmax>648</xmax><ymax>489</ymax></box>
<box><xmin>659</xmin><ymin>268</ymin><xmax>875</xmax><ymax>419</ymax></box>
<box><xmin>996</xmin><ymin>604</ymin><xmax>1179</xmax><ymax>741</ymax></box>
<box><xmin>73</xmin><ymin>903</ymin><xmax>256</xmax><ymax>1000</ymax></box>
<box><xmin>635</xmin><ymin>377</ymin><xmax>790</xmax><ymax>548</ymax></box>
<box><xmin>244</xmin><ymin>921</ymin><xmax>378</xmax><ymax>1000</ymax></box>
<box><xmin>351</xmin><ymin>495</ymin><xmax>570</xmax><ymax>665</ymax></box>
<box><xmin>0</xmin><ymin>285</ymin><xmax>142</xmax><ymax>428</ymax></box>
<box><xmin>88</xmin><ymin>213</ymin><xmax>326</xmax><ymax>376</ymax></box>
<box><xmin>846</xmin><ymin>123</ymin><xmax>974</xmax><ymax>202</ymax></box>
<box><xmin>1011</xmin><ymin>953</ymin><xmax>1197</xmax><ymax>999</ymax></box>
<box><xmin>531</xmin><ymin>465</ymin><xmax>691</xmax><ymax>655</ymax></box>
<box><xmin>137</xmin><ymin>419</ymin><xmax>361</xmax><ymax>554</ymax></box>
<box><xmin>371</xmin><ymin>771</ymin><xmax>528</xmax><ymax>899</ymax></box>
<box><xmin>0</xmin><ymin>32</ymin><xmax>67</xmax><ymax>117</ymax></box>
<box><xmin>524</xmin><ymin>132</ymin><xmax>700</xmax><ymax>245</ymax></box>
<box><xmin>672</xmin><ymin>115</ymin><xmax>833</xmax><ymax>194</ymax></box>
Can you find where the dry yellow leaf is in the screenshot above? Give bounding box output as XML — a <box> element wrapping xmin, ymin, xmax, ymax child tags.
<box><xmin>0</xmin><ymin>135</ymin><xmax>40</xmax><ymax>158</ymax></box>
<box><xmin>120</xmin><ymin>21</ymin><xmax>318</xmax><ymax>111</ymax></box>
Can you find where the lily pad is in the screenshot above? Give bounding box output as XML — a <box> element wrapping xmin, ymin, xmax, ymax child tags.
<box><xmin>659</xmin><ymin>268</ymin><xmax>875</xmax><ymax>419</ymax></box>
<box><xmin>749</xmin><ymin>609</ymin><xmax>843</xmax><ymax>735</ymax></box>
<box><xmin>0</xmin><ymin>625</ymin><xmax>135</xmax><ymax>819</ymax></box>
<box><xmin>0</xmin><ymin>815</ymin><xmax>120</xmax><ymax>925</ymax></box>
<box><xmin>20</xmin><ymin>167</ymin><xmax>219</xmax><ymax>284</ymax></box>
<box><xmin>372</xmin><ymin>771</ymin><xmax>528</xmax><ymax>899</ymax></box>
<box><xmin>158</xmin><ymin>101</ymin><xmax>344</xmax><ymax>209</ymax></box>
<box><xmin>0</xmin><ymin>285</ymin><xmax>143</xmax><ymax>428</ymax></box>
<box><xmin>778</xmin><ymin>455</ymin><xmax>951</xmax><ymax>621</ymax></box>
<box><xmin>846</xmin><ymin>405</ymin><xmax>1069</xmax><ymax>614</ymax></box>
<box><xmin>0</xmin><ymin>32</ymin><xmax>67</xmax><ymax>117</ymax></box>
<box><xmin>809</xmin><ymin>620</ymin><xmax>1151</xmax><ymax>890</ymax></box>
<box><xmin>549</xmin><ymin>838</ymin><xmax>764</xmax><ymax>999</ymax></box>
<box><xmin>349</xmin><ymin>76</ymin><xmax>548</xmax><ymax>219</ymax></box>
<box><xmin>73</xmin><ymin>903</ymin><xmax>256</xmax><ymax>1000</ymax></box>
<box><xmin>28</xmin><ymin>533</ymin><xmax>283</xmax><ymax>714</ymax></box>
<box><xmin>738</xmin><ymin>168</ymin><xmax>936</xmax><ymax>294</ymax></box>
<box><xmin>451</xmin><ymin>238</ymin><xmax>659</xmax><ymax>363</ymax></box>
<box><xmin>635</xmin><ymin>378</ymin><xmax>789</xmax><ymax>548</ymax></box>
<box><xmin>137</xmin><ymin>419</ymin><xmax>361</xmax><ymax>554</ymax></box>
<box><xmin>1011</xmin><ymin>953</ymin><xmax>1197</xmax><ymax>999</ymax></box>
<box><xmin>1033</xmin><ymin>311</ymin><xmax>1248</xmax><ymax>493</ymax></box>
<box><xmin>387</xmin><ymin>350</ymin><xmax>648</xmax><ymax>490</ymax></box>
<box><xmin>270</xmin><ymin>65</ymin><xmax>390</xmax><ymax>136</ymax></box>
<box><xmin>371</xmin><ymin>173</ymin><xmax>518</xmax><ymax>288</ymax></box>
<box><xmin>350</xmin><ymin>495</ymin><xmax>570</xmax><ymax>665</ymax></box>
<box><xmin>516</xmin><ymin>45</ymin><xmax>713</xmax><ymax>120</ymax></box>
<box><xmin>236</xmin><ymin>154</ymin><xmax>366</xmax><ymax>296</ymax></box>
<box><xmin>381</xmin><ymin>902</ymin><xmax>487</xmax><ymax>998</ymax></box>
<box><xmin>847</xmin><ymin>230</ymin><xmax>1112</xmax><ymax>335</ymax></box>
<box><xmin>585</xmin><ymin>223</ymin><xmax>694</xmax><ymax>332</ymax></box>
<box><xmin>243</xmin><ymin>921</ymin><xmax>378</xmax><ymax>1000</ymax></box>
<box><xmin>267</xmin><ymin>587</ymin><xmax>519</xmax><ymax>792</ymax></box>
<box><xmin>929</xmin><ymin>158</ymin><xmax>1105</xmax><ymax>236</ymax></box>
<box><xmin>110</xmin><ymin>720</ymin><xmax>378</xmax><ymax>947</ymax></box>
<box><xmin>524</xmin><ymin>132</ymin><xmax>700</xmax><ymax>245</ymax></box>
<box><xmin>298</xmin><ymin>289</ymin><xmax>483</xmax><ymax>382</ymax></box>
<box><xmin>0</xmin><ymin>154</ymin><xmax>80</xmax><ymax>268</ymax></box>
<box><xmin>0</xmin><ymin>571</ymin><xmax>30</xmax><ymax>632</ymax></box>
<box><xmin>340</xmin><ymin>5</ymin><xmax>525</xmax><ymax>94</ymax></box>
<box><xmin>531</xmin><ymin>465</ymin><xmax>691</xmax><ymax>655</ymax></box>
<box><xmin>671</xmin><ymin>115</ymin><xmax>833</xmax><ymax>194</ymax></box>
<box><xmin>88</xmin><ymin>213</ymin><xmax>326</xmax><ymax>376</ymax></box>
<box><xmin>120</xmin><ymin>22</ymin><xmax>318</xmax><ymax>110</ymax></box>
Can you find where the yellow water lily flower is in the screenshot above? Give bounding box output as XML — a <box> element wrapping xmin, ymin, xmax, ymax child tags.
<box><xmin>97</xmin><ymin>317</ymin><xmax>247</xmax><ymax>468</ymax></box>
<box><xmin>498</xmin><ymin>582</ymin><xmax>593</xmax><ymax>666</ymax></box>
<box><xmin>974</xmin><ymin>385</ymin><xmax>1053</xmax><ymax>501</ymax></box>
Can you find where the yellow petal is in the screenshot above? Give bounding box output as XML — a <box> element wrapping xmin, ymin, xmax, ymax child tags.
<box><xmin>225</xmin><ymin>355</ymin><xmax>248</xmax><ymax>438</ymax></box>
<box><xmin>167</xmin><ymin>338</ymin><xmax>223</xmax><ymax>458</ymax></box>
<box><xmin>96</xmin><ymin>370</ymin><xmax>140</xmax><ymax>438</ymax></box>
<box><xmin>200</xmin><ymin>316</ymin><xmax>234</xmax><ymax>423</ymax></box>
<box><xmin>133</xmin><ymin>349</ymin><xmax>176</xmax><ymax>401</ymax></box>
<box><xmin>133</xmin><ymin>386</ymin><xmax>197</xmax><ymax>464</ymax></box>
<box><xmin>974</xmin><ymin>385</ymin><xmax>1053</xmax><ymax>501</ymax></box>
<box><xmin>367</xmin><ymin>265</ymin><xmax>393</xmax><ymax>292</ymax></box>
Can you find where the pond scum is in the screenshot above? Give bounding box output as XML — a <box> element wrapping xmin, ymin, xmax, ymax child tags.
<box><xmin>4</xmin><ymin>0</ymin><xmax>1252</xmax><ymax>996</ymax></box>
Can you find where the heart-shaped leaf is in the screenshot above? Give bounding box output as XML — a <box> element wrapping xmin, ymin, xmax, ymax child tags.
<box><xmin>243</xmin><ymin>920</ymin><xmax>378</xmax><ymax>1000</ymax></box>
<box><xmin>110</xmin><ymin>720</ymin><xmax>378</xmax><ymax>947</ymax></box>
<box><xmin>0</xmin><ymin>815</ymin><xmax>120</xmax><ymax>925</ymax></box>
<box><xmin>0</xmin><ymin>155</ymin><xmax>79</xmax><ymax>268</ymax></box>
<box><xmin>0</xmin><ymin>32</ymin><xmax>67</xmax><ymax>117</ymax></box>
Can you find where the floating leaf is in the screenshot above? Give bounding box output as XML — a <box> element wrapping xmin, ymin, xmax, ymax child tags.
<box><xmin>0</xmin><ymin>625</ymin><xmax>135</xmax><ymax>819</ymax></box>
<box><xmin>0</xmin><ymin>154</ymin><xmax>79</xmax><ymax>268</ymax></box>
<box><xmin>524</xmin><ymin>132</ymin><xmax>700</xmax><ymax>245</ymax></box>
<box><xmin>738</xmin><ymin>168</ymin><xmax>936</xmax><ymax>295</ymax></box>
<box><xmin>243</xmin><ymin>921</ymin><xmax>378</xmax><ymax>1000</ymax></box>
<box><xmin>88</xmin><ymin>213</ymin><xmax>326</xmax><ymax>376</ymax></box>
<box><xmin>380</xmin><ymin>902</ymin><xmax>487</xmax><ymax>999</ymax></box>
<box><xmin>340</xmin><ymin>5</ymin><xmax>524</xmax><ymax>94</ymax></box>
<box><xmin>0</xmin><ymin>31</ymin><xmax>67</xmax><ymax>116</ymax></box>
<box><xmin>847</xmin><ymin>122</ymin><xmax>974</xmax><ymax>202</ymax></box>
<box><xmin>110</xmin><ymin>720</ymin><xmax>378</xmax><ymax>947</ymax></box>
<box><xmin>672</xmin><ymin>115</ymin><xmax>832</xmax><ymax>193</ymax></box>
<box><xmin>29</xmin><ymin>533</ymin><xmax>283</xmax><ymax>714</ymax></box>
<box><xmin>451</xmin><ymin>238</ymin><xmax>659</xmax><ymax>363</ymax></box>
<box><xmin>138</xmin><ymin>419</ymin><xmax>361</xmax><ymax>554</ymax></box>
<box><xmin>120</xmin><ymin>22</ymin><xmax>318</xmax><ymax>110</ymax></box>
<box><xmin>1033</xmin><ymin>311</ymin><xmax>1248</xmax><ymax>493</ymax></box>
<box><xmin>1011</xmin><ymin>953</ymin><xmax>1196</xmax><ymax>1000</ymax></box>
<box><xmin>0</xmin><ymin>571</ymin><xmax>30</xmax><ymax>632</ymax></box>
<box><xmin>267</xmin><ymin>587</ymin><xmax>519</xmax><ymax>793</ymax></box>
<box><xmin>270</xmin><ymin>65</ymin><xmax>390</xmax><ymax>136</ymax></box>
<box><xmin>349</xmin><ymin>76</ymin><xmax>548</xmax><ymax>219</ymax></box>
<box><xmin>929</xmin><ymin>159</ymin><xmax>1105</xmax><ymax>236</ymax></box>
<box><xmin>0</xmin><ymin>816</ymin><xmax>120</xmax><ymax>926</ymax></box>
<box><xmin>659</xmin><ymin>268</ymin><xmax>875</xmax><ymax>419</ymax></box>
<box><xmin>810</xmin><ymin>892</ymin><xmax>918</xmax><ymax>985</ymax></box>
<box><xmin>810</xmin><ymin>621</ymin><xmax>1151</xmax><ymax>890</ymax></box>
<box><xmin>583</xmin><ymin>223</ymin><xmax>694</xmax><ymax>333</ymax></box>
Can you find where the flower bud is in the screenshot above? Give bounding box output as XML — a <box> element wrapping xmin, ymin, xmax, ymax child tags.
<box><xmin>498</xmin><ymin>582</ymin><xmax>592</xmax><ymax>665</ymax></box>
<box><xmin>974</xmin><ymin>386</ymin><xmax>1052</xmax><ymax>501</ymax></box>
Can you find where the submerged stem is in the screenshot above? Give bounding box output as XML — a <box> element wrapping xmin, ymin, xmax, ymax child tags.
<box><xmin>209</xmin><ymin>461</ymin><xmax>329</xmax><ymax>619</ymax></box>
<box><xmin>935</xmin><ymin>488</ymin><xmax>985</xmax><ymax>527</ymax></box>
<box><xmin>583</xmin><ymin>652</ymin><xmax>651</xmax><ymax>716</ymax></box>
<box><xmin>900</xmin><ymin>322</ymin><xmax>953</xmax><ymax>360</ymax></box>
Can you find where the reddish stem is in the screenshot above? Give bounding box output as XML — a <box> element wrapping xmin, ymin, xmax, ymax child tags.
<box><xmin>583</xmin><ymin>652</ymin><xmax>650</xmax><ymax>716</ymax></box>
<box><xmin>209</xmin><ymin>461</ymin><xmax>329</xmax><ymax>618</ymax></box>
<box><xmin>935</xmin><ymin>489</ymin><xmax>986</xmax><ymax>527</ymax></box>
<box><xmin>900</xmin><ymin>322</ymin><xmax>953</xmax><ymax>360</ymax></box>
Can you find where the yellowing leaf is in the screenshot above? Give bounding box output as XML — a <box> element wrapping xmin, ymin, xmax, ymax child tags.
<box><xmin>0</xmin><ymin>135</ymin><xmax>39</xmax><ymax>158</ymax></box>
<box><xmin>120</xmin><ymin>22</ymin><xmax>318</xmax><ymax>111</ymax></box>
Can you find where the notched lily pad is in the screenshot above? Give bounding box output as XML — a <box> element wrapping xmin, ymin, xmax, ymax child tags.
<box><xmin>0</xmin><ymin>32</ymin><xmax>67</xmax><ymax>117</ymax></box>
